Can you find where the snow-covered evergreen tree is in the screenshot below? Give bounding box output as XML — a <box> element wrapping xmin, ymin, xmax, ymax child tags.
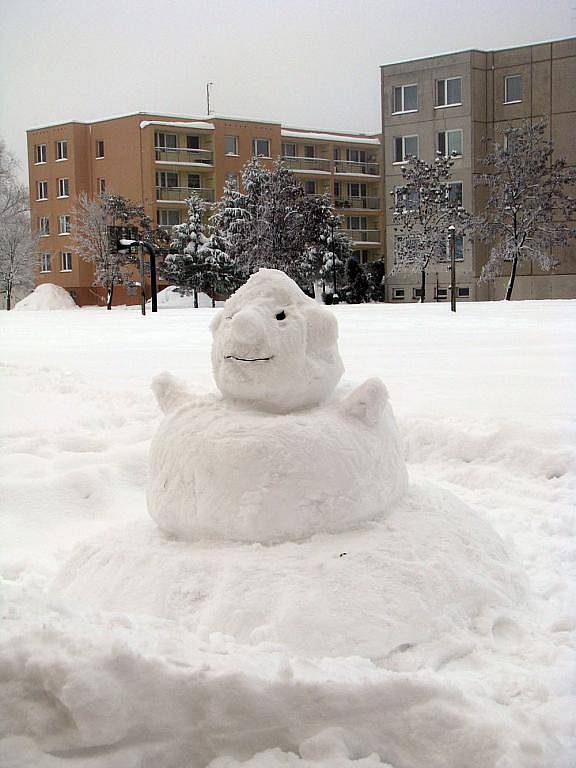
<box><xmin>391</xmin><ymin>153</ymin><xmax>471</xmax><ymax>303</ymax></box>
<box><xmin>475</xmin><ymin>118</ymin><xmax>576</xmax><ymax>300</ymax></box>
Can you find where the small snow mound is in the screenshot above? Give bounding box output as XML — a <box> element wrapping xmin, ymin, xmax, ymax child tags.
<box><xmin>14</xmin><ymin>284</ymin><xmax>78</xmax><ymax>311</ymax></box>
<box><xmin>149</xmin><ymin>286</ymin><xmax>223</xmax><ymax>308</ymax></box>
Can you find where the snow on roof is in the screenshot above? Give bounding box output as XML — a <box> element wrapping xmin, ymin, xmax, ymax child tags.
<box><xmin>281</xmin><ymin>129</ymin><xmax>380</xmax><ymax>145</ymax></box>
<box><xmin>140</xmin><ymin>121</ymin><xmax>214</xmax><ymax>130</ymax></box>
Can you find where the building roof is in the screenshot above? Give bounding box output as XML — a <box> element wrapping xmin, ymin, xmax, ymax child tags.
<box><xmin>281</xmin><ymin>129</ymin><xmax>380</xmax><ymax>145</ymax></box>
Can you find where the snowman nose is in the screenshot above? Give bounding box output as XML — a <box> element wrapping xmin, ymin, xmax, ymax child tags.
<box><xmin>230</xmin><ymin>308</ymin><xmax>265</xmax><ymax>345</ymax></box>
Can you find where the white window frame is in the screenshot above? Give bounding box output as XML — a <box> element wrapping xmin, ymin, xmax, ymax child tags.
<box><xmin>57</xmin><ymin>178</ymin><xmax>69</xmax><ymax>198</ymax></box>
<box><xmin>446</xmin><ymin>181</ymin><xmax>463</xmax><ymax>206</ymax></box>
<box><xmin>97</xmin><ymin>178</ymin><xmax>106</xmax><ymax>195</ymax></box>
<box><xmin>282</xmin><ymin>142</ymin><xmax>297</xmax><ymax>157</ymax></box>
<box><xmin>35</xmin><ymin>144</ymin><xmax>47</xmax><ymax>164</ymax></box>
<box><xmin>435</xmin><ymin>77</ymin><xmax>462</xmax><ymax>109</ymax></box>
<box><xmin>156</xmin><ymin>171</ymin><xmax>178</xmax><ymax>188</ymax></box>
<box><xmin>157</xmin><ymin>209</ymin><xmax>180</xmax><ymax>226</ymax></box>
<box><xmin>95</xmin><ymin>140</ymin><xmax>105</xmax><ymax>159</ymax></box>
<box><xmin>37</xmin><ymin>180</ymin><xmax>48</xmax><ymax>200</ymax></box>
<box><xmin>56</xmin><ymin>140</ymin><xmax>68</xmax><ymax>161</ymax></box>
<box><xmin>393</xmin><ymin>135</ymin><xmax>419</xmax><ymax>164</ymax></box>
<box><xmin>457</xmin><ymin>286</ymin><xmax>470</xmax><ymax>297</ymax></box>
<box><xmin>435</xmin><ymin>287</ymin><xmax>448</xmax><ymax>300</ymax></box>
<box><xmin>504</xmin><ymin>75</ymin><xmax>523</xmax><ymax>104</ymax></box>
<box><xmin>61</xmin><ymin>252</ymin><xmax>72</xmax><ymax>272</ymax></box>
<box><xmin>224</xmin><ymin>135</ymin><xmax>239</xmax><ymax>156</ymax></box>
<box><xmin>38</xmin><ymin>216</ymin><xmax>49</xmax><ymax>236</ymax></box>
<box><xmin>392</xmin><ymin>84</ymin><xmax>418</xmax><ymax>114</ymax></box>
<box><xmin>40</xmin><ymin>253</ymin><xmax>51</xmax><ymax>273</ymax></box>
<box><xmin>155</xmin><ymin>132</ymin><xmax>177</xmax><ymax>150</ymax></box>
<box><xmin>413</xmin><ymin>287</ymin><xmax>423</xmax><ymax>299</ymax></box>
<box><xmin>437</xmin><ymin>129</ymin><xmax>463</xmax><ymax>158</ymax></box>
<box><xmin>393</xmin><ymin>288</ymin><xmax>405</xmax><ymax>300</ymax></box>
<box><xmin>303</xmin><ymin>179</ymin><xmax>317</xmax><ymax>195</ymax></box>
<box><xmin>226</xmin><ymin>173</ymin><xmax>239</xmax><ymax>189</ymax></box>
<box><xmin>252</xmin><ymin>138</ymin><xmax>271</xmax><ymax>158</ymax></box>
<box><xmin>58</xmin><ymin>215</ymin><xmax>71</xmax><ymax>235</ymax></box>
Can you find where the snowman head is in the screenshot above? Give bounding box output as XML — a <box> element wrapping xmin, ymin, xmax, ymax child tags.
<box><xmin>211</xmin><ymin>269</ymin><xmax>344</xmax><ymax>412</ymax></box>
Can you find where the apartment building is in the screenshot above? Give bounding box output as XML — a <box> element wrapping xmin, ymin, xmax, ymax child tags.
<box><xmin>27</xmin><ymin>114</ymin><xmax>383</xmax><ymax>306</ymax></box>
<box><xmin>381</xmin><ymin>37</ymin><xmax>576</xmax><ymax>302</ymax></box>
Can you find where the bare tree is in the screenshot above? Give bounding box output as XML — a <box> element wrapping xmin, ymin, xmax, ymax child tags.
<box><xmin>71</xmin><ymin>193</ymin><xmax>152</xmax><ymax>309</ymax></box>
<box><xmin>0</xmin><ymin>139</ymin><xmax>35</xmax><ymax>309</ymax></box>
<box><xmin>475</xmin><ymin>119</ymin><xmax>576</xmax><ymax>300</ymax></box>
<box><xmin>391</xmin><ymin>153</ymin><xmax>471</xmax><ymax>302</ymax></box>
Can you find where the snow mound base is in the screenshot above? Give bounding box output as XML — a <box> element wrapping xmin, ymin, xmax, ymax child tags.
<box><xmin>14</xmin><ymin>284</ymin><xmax>78</xmax><ymax>311</ymax></box>
<box><xmin>53</xmin><ymin>483</ymin><xmax>525</xmax><ymax>659</ymax></box>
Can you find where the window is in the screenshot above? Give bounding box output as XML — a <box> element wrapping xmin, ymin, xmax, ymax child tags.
<box><xmin>393</xmin><ymin>84</ymin><xmax>418</xmax><ymax>113</ymax></box>
<box><xmin>156</xmin><ymin>171</ymin><xmax>178</xmax><ymax>188</ymax></box>
<box><xmin>35</xmin><ymin>144</ymin><xmax>47</xmax><ymax>164</ymax></box>
<box><xmin>303</xmin><ymin>180</ymin><xmax>316</xmax><ymax>195</ymax></box>
<box><xmin>226</xmin><ymin>172</ymin><xmax>239</xmax><ymax>188</ymax></box>
<box><xmin>225</xmin><ymin>135</ymin><xmax>239</xmax><ymax>155</ymax></box>
<box><xmin>56</xmin><ymin>140</ymin><xmax>68</xmax><ymax>161</ymax></box>
<box><xmin>95</xmin><ymin>140</ymin><xmax>105</xmax><ymax>158</ymax></box>
<box><xmin>38</xmin><ymin>217</ymin><xmax>49</xmax><ymax>236</ymax></box>
<box><xmin>504</xmin><ymin>132</ymin><xmax>518</xmax><ymax>152</ymax></box>
<box><xmin>349</xmin><ymin>183</ymin><xmax>367</xmax><ymax>198</ymax></box>
<box><xmin>504</xmin><ymin>75</ymin><xmax>522</xmax><ymax>104</ymax></box>
<box><xmin>442</xmin><ymin>234</ymin><xmax>464</xmax><ymax>261</ymax></box>
<box><xmin>352</xmin><ymin>249</ymin><xmax>369</xmax><ymax>265</ymax></box>
<box><xmin>393</xmin><ymin>186</ymin><xmax>419</xmax><ymax>211</ymax></box>
<box><xmin>435</xmin><ymin>287</ymin><xmax>448</xmax><ymax>300</ymax></box>
<box><xmin>413</xmin><ymin>287</ymin><xmax>423</xmax><ymax>298</ymax></box>
<box><xmin>458</xmin><ymin>286</ymin><xmax>470</xmax><ymax>297</ymax></box>
<box><xmin>436</xmin><ymin>77</ymin><xmax>462</xmax><ymax>107</ymax></box>
<box><xmin>393</xmin><ymin>288</ymin><xmax>405</xmax><ymax>299</ymax></box>
<box><xmin>58</xmin><ymin>215</ymin><xmax>71</xmax><ymax>235</ymax></box>
<box><xmin>393</xmin><ymin>135</ymin><xmax>418</xmax><ymax>163</ymax></box>
<box><xmin>347</xmin><ymin>216</ymin><xmax>367</xmax><ymax>230</ymax></box>
<box><xmin>187</xmin><ymin>174</ymin><xmax>201</xmax><ymax>189</ymax></box>
<box><xmin>40</xmin><ymin>253</ymin><xmax>51</xmax><ymax>272</ymax></box>
<box><xmin>282</xmin><ymin>142</ymin><xmax>297</xmax><ymax>157</ymax></box>
<box><xmin>252</xmin><ymin>138</ymin><xmax>270</xmax><ymax>157</ymax></box>
<box><xmin>186</xmin><ymin>135</ymin><xmax>200</xmax><ymax>150</ymax></box>
<box><xmin>37</xmin><ymin>180</ymin><xmax>48</xmax><ymax>200</ymax></box>
<box><xmin>61</xmin><ymin>252</ymin><xmax>72</xmax><ymax>272</ymax></box>
<box><xmin>438</xmin><ymin>129</ymin><xmax>463</xmax><ymax>157</ymax></box>
<box><xmin>447</xmin><ymin>182</ymin><xmax>463</xmax><ymax>206</ymax></box>
<box><xmin>157</xmin><ymin>209</ymin><xmax>180</xmax><ymax>226</ymax></box>
<box><xmin>304</xmin><ymin>145</ymin><xmax>315</xmax><ymax>159</ymax></box>
<box><xmin>347</xmin><ymin>148</ymin><xmax>367</xmax><ymax>163</ymax></box>
<box><xmin>97</xmin><ymin>178</ymin><xmax>106</xmax><ymax>195</ymax></box>
<box><xmin>155</xmin><ymin>132</ymin><xmax>178</xmax><ymax>149</ymax></box>
<box><xmin>57</xmin><ymin>178</ymin><xmax>69</xmax><ymax>197</ymax></box>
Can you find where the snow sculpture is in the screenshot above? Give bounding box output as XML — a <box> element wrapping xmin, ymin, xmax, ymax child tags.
<box><xmin>147</xmin><ymin>268</ymin><xmax>408</xmax><ymax>543</ymax></box>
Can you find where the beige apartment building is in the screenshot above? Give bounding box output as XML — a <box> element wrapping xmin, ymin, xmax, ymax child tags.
<box><xmin>381</xmin><ymin>37</ymin><xmax>576</xmax><ymax>302</ymax></box>
<box><xmin>27</xmin><ymin>114</ymin><xmax>382</xmax><ymax>306</ymax></box>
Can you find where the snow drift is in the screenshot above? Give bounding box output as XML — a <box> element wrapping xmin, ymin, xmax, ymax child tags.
<box><xmin>13</xmin><ymin>283</ymin><xmax>78</xmax><ymax>311</ymax></box>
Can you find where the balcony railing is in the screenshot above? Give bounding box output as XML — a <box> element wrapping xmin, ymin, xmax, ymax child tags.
<box><xmin>155</xmin><ymin>147</ymin><xmax>213</xmax><ymax>165</ymax></box>
<box><xmin>281</xmin><ymin>155</ymin><xmax>332</xmax><ymax>173</ymax></box>
<box><xmin>343</xmin><ymin>228</ymin><xmax>381</xmax><ymax>243</ymax></box>
<box><xmin>334</xmin><ymin>160</ymin><xmax>380</xmax><ymax>176</ymax></box>
<box><xmin>334</xmin><ymin>196</ymin><xmax>380</xmax><ymax>210</ymax></box>
<box><xmin>156</xmin><ymin>187</ymin><xmax>215</xmax><ymax>203</ymax></box>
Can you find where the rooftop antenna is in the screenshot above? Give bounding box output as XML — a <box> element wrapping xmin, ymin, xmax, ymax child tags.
<box><xmin>206</xmin><ymin>82</ymin><xmax>214</xmax><ymax>115</ymax></box>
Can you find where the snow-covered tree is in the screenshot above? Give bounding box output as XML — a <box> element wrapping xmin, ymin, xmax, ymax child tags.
<box><xmin>72</xmin><ymin>193</ymin><xmax>150</xmax><ymax>309</ymax></box>
<box><xmin>391</xmin><ymin>153</ymin><xmax>471</xmax><ymax>303</ymax></box>
<box><xmin>475</xmin><ymin>119</ymin><xmax>576</xmax><ymax>300</ymax></box>
<box><xmin>343</xmin><ymin>258</ymin><xmax>372</xmax><ymax>304</ymax></box>
<box><xmin>0</xmin><ymin>140</ymin><xmax>35</xmax><ymax>309</ymax></box>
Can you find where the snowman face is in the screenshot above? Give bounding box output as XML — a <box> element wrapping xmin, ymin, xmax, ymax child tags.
<box><xmin>211</xmin><ymin>271</ymin><xmax>343</xmax><ymax>412</ymax></box>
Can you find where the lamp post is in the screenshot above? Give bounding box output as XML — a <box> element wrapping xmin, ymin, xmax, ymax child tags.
<box><xmin>330</xmin><ymin>219</ymin><xmax>338</xmax><ymax>299</ymax></box>
<box><xmin>206</xmin><ymin>82</ymin><xmax>214</xmax><ymax>115</ymax></box>
<box><xmin>448</xmin><ymin>225</ymin><xmax>456</xmax><ymax>313</ymax></box>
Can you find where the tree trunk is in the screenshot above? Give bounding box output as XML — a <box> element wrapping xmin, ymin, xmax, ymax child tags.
<box><xmin>420</xmin><ymin>268</ymin><xmax>426</xmax><ymax>303</ymax></box>
<box><xmin>107</xmin><ymin>284</ymin><xmax>114</xmax><ymax>310</ymax></box>
<box><xmin>6</xmin><ymin>289</ymin><xmax>11</xmax><ymax>311</ymax></box>
<box><xmin>194</xmin><ymin>288</ymin><xmax>199</xmax><ymax>309</ymax></box>
<box><xmin>505</xmin><ymin>256</ymin><xmax>518</xmax><ymax>301</ymax></box>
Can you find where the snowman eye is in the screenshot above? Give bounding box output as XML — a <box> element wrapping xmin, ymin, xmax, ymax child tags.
<box><xmin>276</xmin><ymin>311</ymin><xmax>286</xmax><ymax>321</ymax></box>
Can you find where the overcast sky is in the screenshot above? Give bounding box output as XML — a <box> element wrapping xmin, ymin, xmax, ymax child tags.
<box><xmin>1</xmin><ymin>0</ymin><xmax>573</xmax><ymax>181</ymax></box>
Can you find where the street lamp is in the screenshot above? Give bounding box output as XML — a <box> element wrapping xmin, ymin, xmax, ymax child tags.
<box><xmin>119</xmin><ymin>238</ymin><xmax>158</xmax><ymax>313</ymax></box>
<box><xmin>206</xmin><ymin>82</ymin><xmax>214</xmax><ymax>115</ymax></box>
<box><xmin>448</xmin><ymin>225</ymin><xmax>456</xmax><ymax>313</ymax></box>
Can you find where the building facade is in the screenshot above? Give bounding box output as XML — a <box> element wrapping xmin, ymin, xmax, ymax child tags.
<box><xmin>27</xmin><ymin>114</ymin><xmax>383</xmax><ymax>306</ymax></box>
<box><xmin>381</xmin><ymin>37</ymin><xmax>576</xmax><ymax>302</ymax></box>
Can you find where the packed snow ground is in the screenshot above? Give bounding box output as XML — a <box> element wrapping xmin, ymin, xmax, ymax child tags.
<box><xmin>1</xmin><ymin>299</ymin><xmax>575</xmax><ymax>767</ymax></box>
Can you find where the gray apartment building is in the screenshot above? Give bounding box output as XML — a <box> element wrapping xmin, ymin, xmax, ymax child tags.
<box><xmin>380</xmin><ymin>37</ymin><xmax>576</xmax><ymax>302</ymax></box>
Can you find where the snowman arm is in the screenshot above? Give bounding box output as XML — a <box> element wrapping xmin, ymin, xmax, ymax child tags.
<box><xmin>341</xmin><ymin>378</ymin><xmax>388</xmax><ymax>427</ymax></box>
<box><xmin>151</xmin><ymin>372</ymin><xmax>190</xmax><ymax>414</ymax></box>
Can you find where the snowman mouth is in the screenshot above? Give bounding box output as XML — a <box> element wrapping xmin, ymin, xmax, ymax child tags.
<box><xmin>225</xmin><ymin>355</ymin><xmax>273</xmax><ymax>362</ymax></box>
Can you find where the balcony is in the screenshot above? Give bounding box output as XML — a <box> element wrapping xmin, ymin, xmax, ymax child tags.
<box><xmin>155</xmin><ymin>147</ymin><xmax>213</xmax><ymax>166</ymax></box>
<box><xmin>156</xmin><ymin>187</ymin><xmax>215</xmax><ymax>203</ymax></box>
<box><xmin>334</xmin><ymin>196</ymin><xmax>380</xmax><ymax>210</ymax></box>
<box><xmin>281</xmin><ymin>156</ymin><xmax>332</xmax><ymax>173</ymax></box>
<box><xmin>334</xmin><ymin>160</ymin><xmax>380</xmax><ymax>176</ymax></box>
<box><xmin>343</xmin><ymin>228</ymin><xmax>381</xmax><ymax>243</ymax></box>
